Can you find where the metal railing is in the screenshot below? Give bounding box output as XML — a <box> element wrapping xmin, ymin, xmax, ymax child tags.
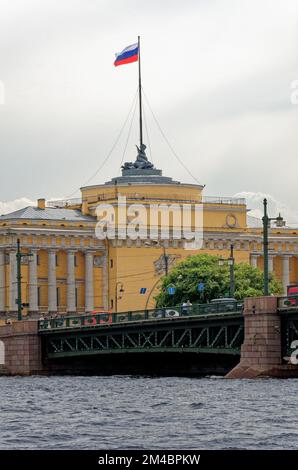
<box><xmin>38</xmin><ymin>300</ymin><xmax>244</xmax><ymax>332</ymax></box>
<box><xmin>202</xmin><ymin>196</ymin><xmax>246</xmax><ymax>205</ymax></box>
<box><xmin>46</xmin><ymin>195</ymin><xmax>246</xmax><ymax>208</ymax></box>
<box><xmin>92</xmin><ymin>193</ymin><xmax>200</xmax><ymax>204</ymax></box>
<box><xmin>277</xmin><ymin>295</ymin><xmax>298</xmax><ymax>311</ymax></box>
<box><xmin>47</xmin><ymin>198</ymin><xmax>82</xmax><ymax>208</ymax></box>
<box><xmin>93</xmin><ymin>194</ymin><xmax>246</xmax><ymax>205</ymax></box>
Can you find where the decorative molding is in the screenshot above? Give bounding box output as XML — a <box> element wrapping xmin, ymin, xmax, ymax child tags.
<box><xmin>93</xmin><ymin>256</ymin><xmax>103</xmax><ymax>267</ymax></box>
<box><xmin>223</xmin><ymin>213</ymin><xmax>239</xmax><ymax>229</ymax></box>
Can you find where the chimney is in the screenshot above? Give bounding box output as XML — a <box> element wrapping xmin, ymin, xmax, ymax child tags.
<box><xmin>37</xmin><ymin>198</ymin><xmax>46</xmax><ymax>210</ymax></box>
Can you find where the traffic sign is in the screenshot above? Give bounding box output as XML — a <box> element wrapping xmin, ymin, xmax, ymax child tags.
<box><xmin>168</xmin><ymin>286</ymin><xmax>175</xmax><ymax>295</ymax></box>
<box><xmin>197</xmin><ymin>282</ymin><xmax>205</xmax><ymax>292</ymax></box>
<box><xmin>140</xmin><ymin>287</ymin><xmax>147</xmax><ymax>294</ymax></box>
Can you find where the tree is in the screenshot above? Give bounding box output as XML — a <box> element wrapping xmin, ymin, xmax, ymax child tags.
<box><xmin>155</xmin><ymin>253</ymin><xmax>283</xmax><ymax>307</ymax></box>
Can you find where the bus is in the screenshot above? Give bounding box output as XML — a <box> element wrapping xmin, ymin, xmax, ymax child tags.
<box><xmin>287</xmin><ymin>285</ymin><xmax>298</xmax><ymax>306</ymax></box>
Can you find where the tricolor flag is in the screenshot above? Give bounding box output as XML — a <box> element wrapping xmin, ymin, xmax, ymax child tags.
<box><xmin>114</xmin><ymin>43</ymin><xmax>139</xmax><ymax>67</ymax></box>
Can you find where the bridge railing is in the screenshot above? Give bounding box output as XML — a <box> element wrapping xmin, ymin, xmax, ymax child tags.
<box><xmin>277</xmin><ymin>295</ymin><xmax>298</xmax><ymax>311</ymax></box>
<box><xmin>38</xmin><ymin>300</ymin><xmax>244</xmax><ymax>332</ymax></box>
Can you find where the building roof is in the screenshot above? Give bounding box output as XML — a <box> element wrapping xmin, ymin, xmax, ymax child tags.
<box><xmin>0</xmin><ymin>206</ymin><xmax>95</xmax><ymax>222</ymax></box>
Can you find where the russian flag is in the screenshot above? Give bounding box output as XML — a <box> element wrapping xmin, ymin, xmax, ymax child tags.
<box><xmin>114</xmin><ymin>43</ymin><xmax>139</xmax><ymax>67</ymax></box>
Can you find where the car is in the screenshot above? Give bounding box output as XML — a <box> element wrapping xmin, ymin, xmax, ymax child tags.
<box><xmin>165</xmin><ymin>309</ymin><xmax>180</xmax><ymax>318</ymax></box>
<box><xmin>210</xmin><ymin>298</ymin><xmax>237</xmax><ymax>303</ymax></box>
<box><xmin>151</xmin><ymin>309</ymin><xmax>180</xmax><ymax>319</ymax></box>
<box><xmin>88</xmin><ymin>310</ymin><xmax>113</xmax><ymax>325</ymax></box>
<box><xmin>286</xmin><ymin>285</ymin><xmax>298</xmax><ymax>306</ymax></box>
<box><xmin>209</xmin><ymin>298</ymin><xmax>240</xmax><ymax>313</ymax></box>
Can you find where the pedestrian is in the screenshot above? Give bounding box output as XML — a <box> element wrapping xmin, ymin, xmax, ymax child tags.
<box><xmin>182</xmin><ymin>301</ymin><xmax>188</xmax><ymax>316</ymax></box>
<box><xmin>186</xmin><ymin>299</ymin><xmax>193</xmax><ymax>315</ymax></box>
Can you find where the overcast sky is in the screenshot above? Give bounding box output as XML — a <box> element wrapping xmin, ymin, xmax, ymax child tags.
<box><xmin>0</xmin><ymin>0</ymin><xmax>297</xmax><ymax>221</ymax></box>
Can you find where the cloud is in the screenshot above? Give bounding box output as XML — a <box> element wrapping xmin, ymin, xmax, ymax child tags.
<box><xmin>0</xmin><ymin>196</ymin><xmax>66</xmax><ymax>215</ymax></box>
<box><xmin>0</xmin><ymin>0</ymin><xmax>296</xmax><ymax>209</ymax></box>
<box><xmin>234</xmin><ymin>191</ymin><xmax>298</xmax><ymax>227</ymax></box>
<box><xmin>0</xmin><ymin>197</ymin><xmax>35</xmax><ymax>215</ymax></box>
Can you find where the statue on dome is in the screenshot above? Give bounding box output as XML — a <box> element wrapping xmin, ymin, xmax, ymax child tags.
<box><xmin>134</xmin><ymin>144</ymin><xmax>153</xmax><ymax>169</ymax></box>
<box><xmin>121</xmin><ymin>143</ymin><xmax>154</xmax><ymax>170</ymax></box>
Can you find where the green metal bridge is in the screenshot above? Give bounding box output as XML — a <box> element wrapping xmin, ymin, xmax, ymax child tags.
<box><xmin>39</xmin><ymin>300</ymin><xmax>245</xmax><ymax>360</ymax></box>
<box><xmin>37</xmin><ymin>296</ymin><xmax>298</xmax><ymax>375</ymax></box>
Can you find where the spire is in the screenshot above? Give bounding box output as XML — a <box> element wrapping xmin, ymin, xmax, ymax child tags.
<box><xmin>138</xmin><ymin>36</ymin><xmax>143</xmax><ymax>149</ymax></box>
<box><xmin>121</xmin><ymin>36</ymin><xmax>155</xmax><ymax>172</ymax></box>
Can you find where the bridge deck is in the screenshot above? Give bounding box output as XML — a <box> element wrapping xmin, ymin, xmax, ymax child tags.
<box><xmin>38</xmin><ymin>300</ymin><xmax>244</xmax><ymax>334</ymax></box>
<box><xmin>38</xmin><ymin>302</ymin><xmax>244</xmax><ymax>359</ymax></box>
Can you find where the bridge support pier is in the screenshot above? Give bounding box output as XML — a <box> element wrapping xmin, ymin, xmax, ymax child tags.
<box><xmin>226</xmin><ymin>297</ymin><xmax>297</xmax><ymax>379</ymax></box>
<box><xmin>0</xmin><ymin>320</ymin><xmax>44</xmax><ymax>376</ymax></box>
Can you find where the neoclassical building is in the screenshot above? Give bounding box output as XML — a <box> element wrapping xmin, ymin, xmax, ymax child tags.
<box><xmin>0</xmin><ymin>154</ymin><xmax>297</xmax><ymax>321</ymax></box>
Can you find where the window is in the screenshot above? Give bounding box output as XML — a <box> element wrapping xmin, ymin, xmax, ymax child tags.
<box><xmin>75</xmin><ymin>288</ymin><xmax>78</xmax><ymax>308</ymax></box>
<box><xmin>37</xmin><ymin>287</ymin><xmax>41</xmax><ymax>307</ymax></box>
<box><xmin>74</xmin><ymin>255</ymin><xmax>77</xmax><ymax>267</ymax></box>
<box><xmin>37</xmin><ymin>254</ymin><xmax>40</xmax><ymax>266</ymax></box>
<box><xmin>111</xmin><ymin>299</ymin><xmax>114</xmax><ymax>309</ymax></box>
<box><xmin>110</xmin><ymin>259</ymin><xmax>113</xmax><ymax>268</ymax></box>
<box><xmin>55</xmin><ymin>254</ymin><xmax>58</xmax><ymax>266</ymax></box>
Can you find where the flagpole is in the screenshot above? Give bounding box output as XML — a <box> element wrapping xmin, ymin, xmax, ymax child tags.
<box><xmin>138</xmin><ymin>35</ymin><xmax>143</xmax><ymax>148</ymax></box>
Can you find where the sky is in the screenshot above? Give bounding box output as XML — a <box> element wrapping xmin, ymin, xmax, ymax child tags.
<box><xmin>0</xmin><ymin>0</ymin><xmax>297</xmax><ymax>222</ymax></box>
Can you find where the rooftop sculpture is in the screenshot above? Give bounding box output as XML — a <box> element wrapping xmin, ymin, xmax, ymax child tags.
<box><xmin>122</xmin><ymin>144</ymin><xmax>154</xmax><ymax>171</ymax></box>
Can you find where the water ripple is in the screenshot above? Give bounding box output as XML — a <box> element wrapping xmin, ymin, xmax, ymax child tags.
<box><xmin>0</xmin><ymin>376</ymin><xmax>298</xmax><ymax>449</ymax></box>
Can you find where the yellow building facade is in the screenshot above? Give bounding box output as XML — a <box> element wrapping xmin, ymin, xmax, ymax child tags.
<box><xmin>0</xmin><ymin>157</ymin><xmax>297</xmax><ymax>322</ymax></box>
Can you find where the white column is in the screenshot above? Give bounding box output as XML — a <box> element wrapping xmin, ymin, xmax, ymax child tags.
<box><xmin>9</xmin><ymin>250</ymin><xmax>17</xmax><ymax>312</ymax></box>
<box><xmin>85</xmin><ymin>251</ymin><xmax>94</xmax><ymax>312</ymax></box>
<box><xmin>67</xmin><ymin>250</ymin><xmax>76</xmax><ymax>313</ymax></box>
<box><xmin>282</xmin><ymin>255</ymin><xmax>290</xmax><ymax>294</ymax></box>
<box><xmin>250</xmin><ymin>254</ymin><xmax>258</xmax><ymax>268</ymax></box>
<box><xmin>29</xmin><ymin>249</ymin><xmax>38</xmax><ymax>313</ymax></box>
<box><xmin>0</xmin><ymin>250</ymin><xmax>5</xmax><ymax>312</ymax></box>
<box><xmin>268</xmin><ymin>255</ymin><xmax>275</xmax><ymax>273</ymax></box>
<box><xmin>48</xmin><ymin>249</ymin><xmax>57</xmax><ymax>312</ymax></box>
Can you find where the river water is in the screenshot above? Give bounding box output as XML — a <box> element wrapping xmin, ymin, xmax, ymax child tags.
<box><xmin>0</xmin><ymin>376</ymin><xmax>297</xmax><ymax>450</ymax></box>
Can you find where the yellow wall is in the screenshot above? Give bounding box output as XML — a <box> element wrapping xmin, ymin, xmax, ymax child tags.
<box><xmin>1</xmin><ymin>179</ymin><xmax>298</xmax><ymax>317</ymax></box>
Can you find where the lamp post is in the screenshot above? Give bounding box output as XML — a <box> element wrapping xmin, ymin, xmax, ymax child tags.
<box><xmin>143</xmin><ymin>242</ymin><xmax>170</xmax><ymax>309</ymax></box>
<box><xmin>115</xmin><ymin>282</ymin><xmax>124</xmax><ymax>313</ymax></box>
<box><xmin>218</xmin><ymin>244</ymin><xmax>235</xmax><ymax>298</ymax></box>
<box><xmin>163</xmin><ymin>246</ymin><xmax>168</xmax><ymax>276</ymax></box>
<box><xmin>262</xmin><ymin>198</ymin><xmax>285</xmax><ymax>295</ymax></box>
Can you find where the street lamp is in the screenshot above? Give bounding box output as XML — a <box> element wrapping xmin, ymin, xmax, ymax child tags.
<box><xmin>262</xmin><ymin>198</ymin><xmax>285</xmax><ymax>295</ymax></box>
<box><xmin>218</xmin><ymin>244</ymin><xmax>235</xmax><ymax>298</ymax></box>
<box><xmin>115</xmin><ymin>282</ymin><xmax>124</xmax><ymax>313</ymax></box>
<box><xmin>143</xmin><ymin>242</ymin><xmax>172</xmax><ymax>310</ymax></box>
<box><xmin>163</xmin><ymin>246</ymin><xmax>169</xmax><ymax>276</ymax></box>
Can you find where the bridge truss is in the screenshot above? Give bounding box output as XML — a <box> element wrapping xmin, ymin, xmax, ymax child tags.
<box><xmin>40</xmin><ymin>314</ymin><xmax>244</xmax><ymax>359</ymax></box>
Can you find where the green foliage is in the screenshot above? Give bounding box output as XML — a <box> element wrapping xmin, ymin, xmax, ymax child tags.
<box><xmin>155</xmin><ymin>253</ymin><xmax>283</xmax><ymax>307</ymax></box>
